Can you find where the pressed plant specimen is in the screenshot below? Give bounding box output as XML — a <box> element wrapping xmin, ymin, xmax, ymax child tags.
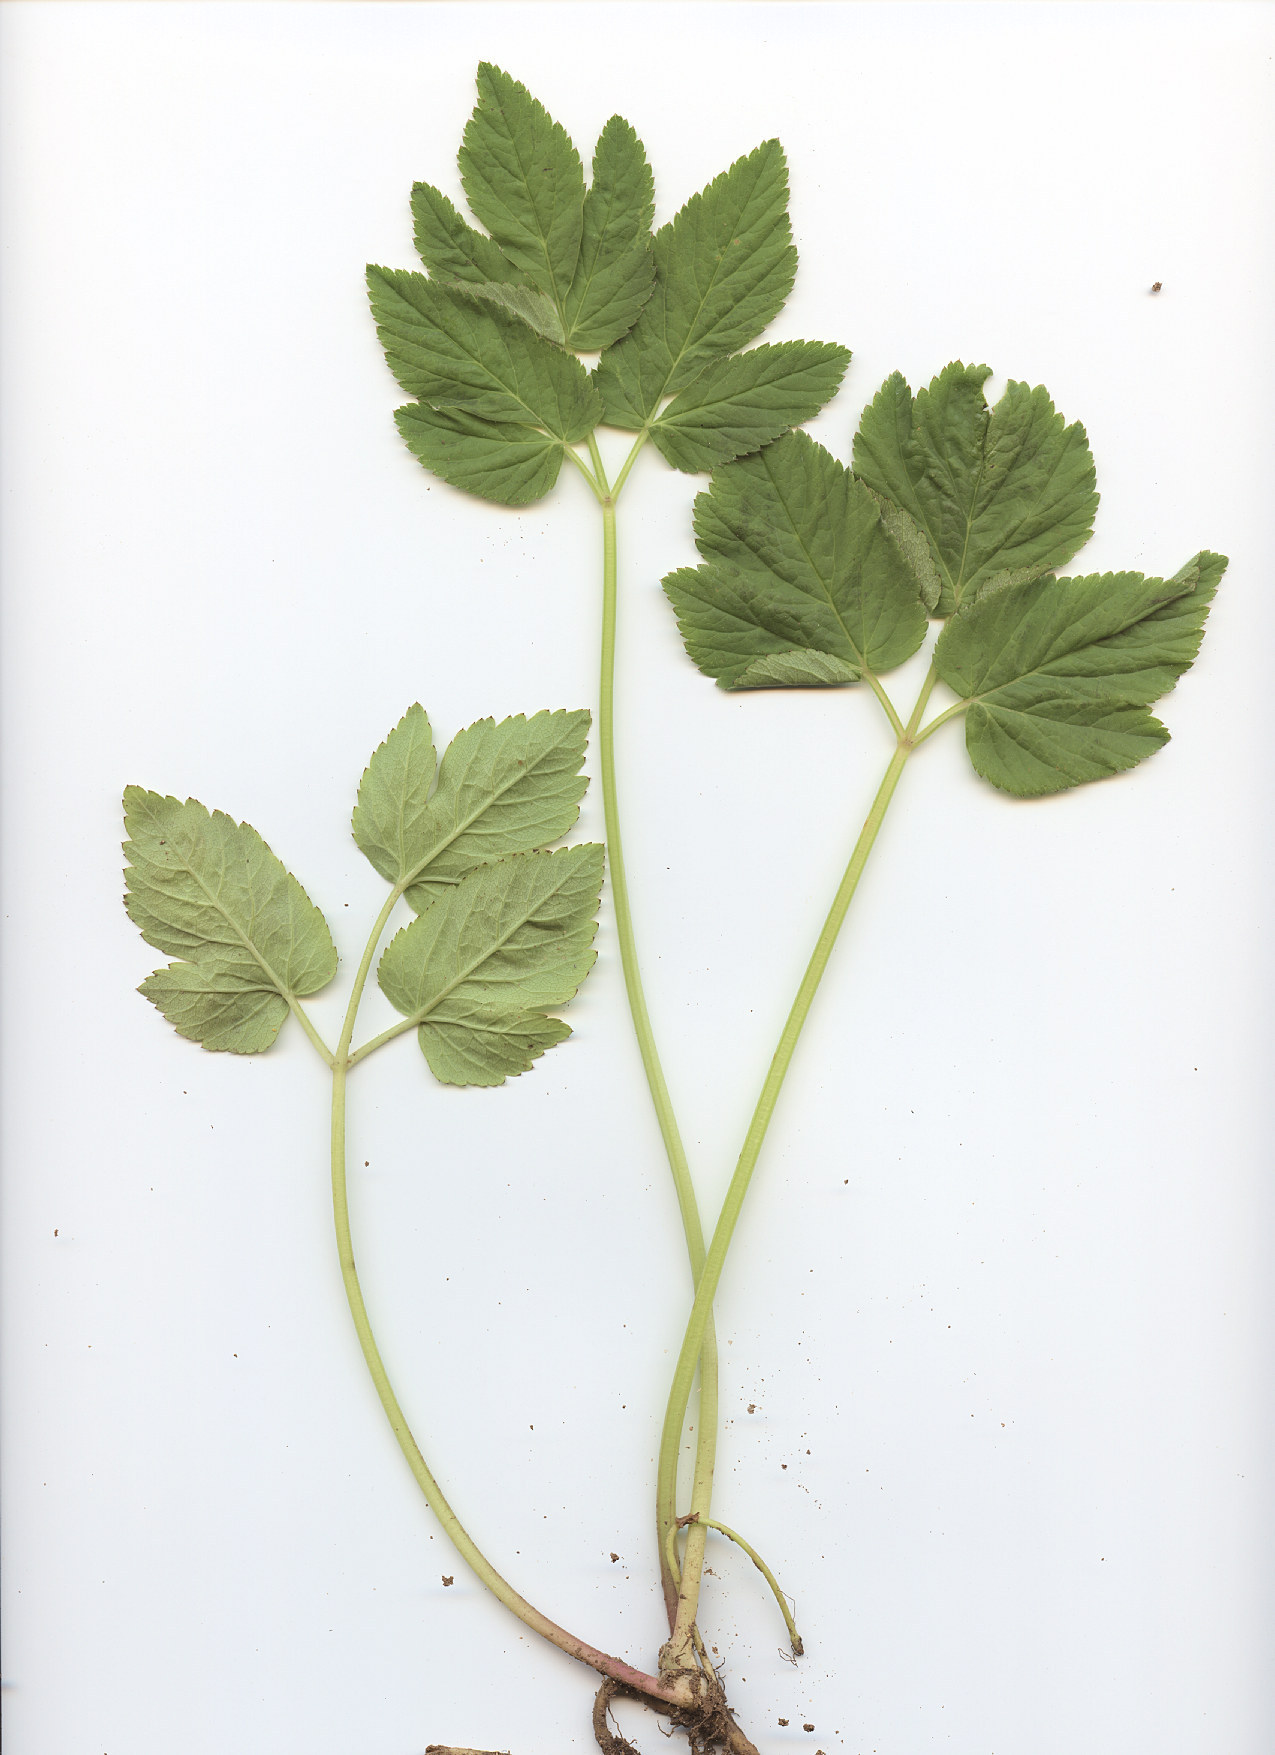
<box><xmin>126</xmin><ymin>62</ymin><xmax>1225</xmax><ymax>1755</ymax></box>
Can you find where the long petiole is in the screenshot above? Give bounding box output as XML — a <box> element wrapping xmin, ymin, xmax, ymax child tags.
<box><xmin>564</xmin><ymin>442</ymin><xmax>605</xmax><ymax>498</ymax></box>
<box><xmin>662</xmin><ymin>663</ymin><xmax>948</xmax><ymax>1654</ymax></box>
<box><xmin>286</xmin><ymin>997</ymin><xmax>336</xmax><ymax>1066</ymax></box>
<box><xmin>590</xmin><ymin>429</ymin><xmax>722</xmax><ymax>1628</ymax></box>
<box><xmin>610</xmin><ymin>426</ymin><xmax>652</xmax><ymax>499</ymax></box>
<box><xmin>863</xmin><ymin>670</ymin><xmax>904</xmax><ymax>739</ymax></box>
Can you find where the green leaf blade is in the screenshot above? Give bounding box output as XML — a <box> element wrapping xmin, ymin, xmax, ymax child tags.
<box><xmin>595</xmin><ymin>140</ymin><xmax>797</xmax><ymax>428</ymax></box>
<box><xmin>934</xmin><ymin>560</ymin><xmax>1223</xmax><ymax>796</ymax></box>
<box><xmin>138</xmin><ymin>963</ymin><xmax>291</xmax><ymax>1054</ymax></box>
<box><xmin>404</xmin><ymin>709</ymin><xmax>592</xmax><ymax>908</ymax></box>
<box><xmin>853</xmin><ymin>365</ymin><xmax>1099</xmax><ymax>615</ymax></box>
<box><xmin>124</xmin><ymin>789</ymin><xmax>336</xmax><ymax>1049</ymax></box>
<box><xmin>1094</xmin><ymin>549</ymin><xmax>1227</xmax><ymax>700</ymax></box>
<box><xmin>352</xmin><ymin>705</ymin><xmax>438</xmax><ymax>885</ymax></box>
<box><xmin>963</xmin><ymin>697</ymin><xmax>1171</xmax><ymax>797</ymax></box>
<box><xmin>458</xmin><ymin>64</ymin><xmax>585</xmax><ymax>309</ymax></box>
<box><xmin>394</xmin><ymin>403</ymin><xmax>564</xmax><ymax>506</ymax></box>
<box><xmin>650</xmin><ymin>341</ymin><xmax>851</xmax><ymax>473</ymax></box>
<box><xmin>378</xmin><ymin>845</ymin><xmax>604</xmax><ymax>1086</ymax></box>
<box><xmin>367</xmin><ymin>268</ymin><xmax>601</xmax><ymax>441</ymax></box>
<box><xmin>663</xmin><ymin>432</ymin><xmax>928</xmax><ymax>688</ymax></box>
<box><xmin>419</xmin><ymin>1006</ymin><xmax>572</xmax><ymax>1087</ymax></box>
<box><xmin>411</xmin><ymin>181</ymin><xmax>520</xmax><ymax>287</ymax></box>
<box><xmin>562</xmin><ymin>116</ymin><xmax>656</xmax><ymax>351</ymax></box>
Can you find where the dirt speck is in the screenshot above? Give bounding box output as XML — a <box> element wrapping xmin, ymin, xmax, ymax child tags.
<box><xmin>441</xmin><ymin>1575</ymin><xmax>454</xmax><ymax>1587</ymax></box>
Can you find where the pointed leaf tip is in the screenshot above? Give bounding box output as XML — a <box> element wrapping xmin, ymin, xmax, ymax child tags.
<box><xmin>460</xmin><ymin>65</ymin><xmax>585</xmax><ymax>310</ymax></box>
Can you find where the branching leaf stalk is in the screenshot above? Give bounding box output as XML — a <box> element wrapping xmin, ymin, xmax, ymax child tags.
<box><xmin>327</xmin><ymin>889</ymin><xmax>695</xmax><ymax>1711</ymax></box>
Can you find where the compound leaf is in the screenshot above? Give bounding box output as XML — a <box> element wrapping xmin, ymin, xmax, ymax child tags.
<box><xmin>663</xmin><ymin>431</ymin><xmax>928</xmax><ymax>689</ymax></box>
<box><xmin>934</xmin><ymin>551</ymin><xmax>1226</xmax><ymax>796</ymax></box>
<box><xmin>458</xmin><ymin>64</ymin><xmax>585</xmax><ymax>310</ymax></box>
<box><xmin>562</xmin><ymin>115</ymin><xmax>655</xmax><ymax>351</ymax></box>
<box><xmin>377</xmin><ymin>845</ymin><xmax>604</xmax><ymax>1086</ymax></box>
<box><xmin>595</xmin><ymin>140</ymin><xmax>797</xmax><ymax>429</ymax></box>
<box><xmin>352</xmin><ymin>704</ymin><xmax>438</xmax><ymax>885</ymax></box>
<box><xmin>394</xmin><ymin>402</ymin><xmax>565</xmax><ymax>505</ymax></box>
<box><xmin>650</xmin><ymin>341</ymin><xmax>851</xmax><ymax>473</ymax></box>
<box><xmin>367</xmin><ymin>267</ymin><xmax>601</xmax><ymax>441</ymax></box>
<box><xmin>853</xmin><ymin>365</ymin><xmax>1099</xmax><ymax>616</ymax></box>
<box><xmin>404</xmin><ymin>709</ymin><xmax>592</xmax><ymax>909</ymax></box>
<box><xmin>124</xmin><ymin>789</ymin><xmax>336</xmax><ymax>1052</ymax></box>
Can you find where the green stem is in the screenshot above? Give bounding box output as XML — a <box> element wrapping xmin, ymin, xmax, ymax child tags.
<box><xmin>663</xmin><ymin>702</ymin><xmax>925</xmax><ymax>1657</ymax></box>
<box><xmin>592</xmin><ymin>432</ymin><xmax>721</xmax><ymax>1629</ymax></box>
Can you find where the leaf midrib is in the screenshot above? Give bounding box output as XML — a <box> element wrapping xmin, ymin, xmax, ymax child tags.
<box><xmin>400</xmin><ymin>728</ymin><xmax>582</xmax><ymax>895</ymax></box>
<box><xmin>379</xmin><ymin>273</ymin><xmax>577</xmax><ymax>438</ymax></box>
<box><xmin>755</xmin><ymin>445</ymin><xmax>867</xmax><ymax>674</ymax></box>
<box><xmin>957</xmin><ymin>581</ymin><xmax>1193</xmax><ymax>708</ymax></box>
<box><xmin>156</xmin><ymin>835</ymin><xmax>305</xmax><ymax>1001</ymax></box>
<box><xmin>399</xmin><ymin>861</ymin><xmax>586</xmax><ymax>1026</ymax></box>
<box><xmin>642</xmin><ymin>153</ymin><xmax>785</xmax><ymax>415</ymax></box>
<box><xmin>481</xmin><ymin>78</ymin><xmax>579</xmax><ymax>335</ymax></box>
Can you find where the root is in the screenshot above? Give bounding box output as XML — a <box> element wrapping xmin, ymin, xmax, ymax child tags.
<box><xmin>591</xmin><ymin>1674</ymin><xmax>760</xmax><ymax>1755</ymax></box>
<box><xmin>592</xmin><ymin>1681</ymin><xmax>645</xmax><ymax>1755</ymax></box>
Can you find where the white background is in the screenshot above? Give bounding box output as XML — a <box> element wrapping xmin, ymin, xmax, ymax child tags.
<box><xmin>2</xmin><ymin>5</ymin><xmax>1272</xmax><ymax>1753</ymax></box>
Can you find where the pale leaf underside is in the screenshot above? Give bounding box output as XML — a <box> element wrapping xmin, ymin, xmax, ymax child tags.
<box><xmin>352</xmin><ymin>703</ymin><xmax>438</xmax><ymax>884</ymax></box>
<box><xmin>401</xmin><ymin>709</ymin><xmax>592</xmax><ymax>907</ymax></box>
<box><xmin>378</xmin><ymin>845</ymin><xmax>604</xmax><ymax>1085</ymax></box>
<box><xmin>124</xmin><ymin>790</ymin><xmax>336</xmax><ymax>1052</ymax></box>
